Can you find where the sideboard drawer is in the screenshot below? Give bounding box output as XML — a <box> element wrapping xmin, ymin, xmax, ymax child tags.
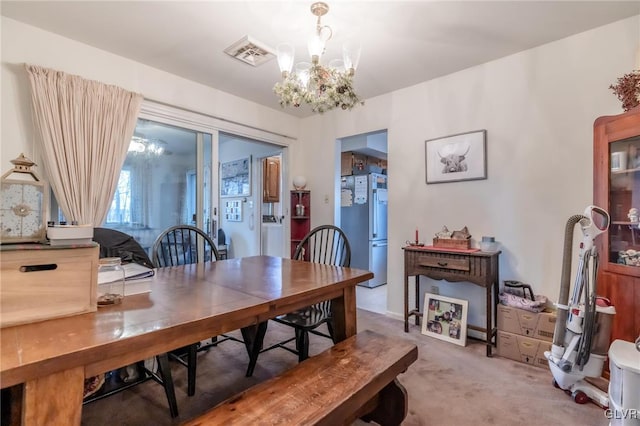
<box><xmin>417</xmin><ymin>254</ymin><xmax>470</xmax><ymax>272</ymax></box>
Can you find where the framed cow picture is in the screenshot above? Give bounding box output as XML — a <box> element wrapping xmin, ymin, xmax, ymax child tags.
<box><xmin>425</xmin><ymin>130</ymin><xmax>487</xmax><ymax>184</ymax></box>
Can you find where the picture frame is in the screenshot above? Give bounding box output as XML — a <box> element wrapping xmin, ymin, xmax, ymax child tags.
<box><xmin>425</xmin><ymin>130</ymin><xmax>487</xmax><ymax>184</ymax></box>
<box><xmin>220</xmin><ymin>156</ymin><xmax>251</xmax><ymax>197</ymax></box>
<box><xmin>224</xmin><ymin>199</ymin><xmax>243</xmax><ymax>222</ymax></box>
<box><xmin>421</xmin><ymin>293</ymin><xmax>468</xmax><ymax>346</ymax></box>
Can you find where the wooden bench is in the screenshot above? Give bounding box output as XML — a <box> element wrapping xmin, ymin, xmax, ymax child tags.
<box><xmin>183</xmin><ymin>329</ymin><xmax>418</xmax><ymax>426</ymax></box>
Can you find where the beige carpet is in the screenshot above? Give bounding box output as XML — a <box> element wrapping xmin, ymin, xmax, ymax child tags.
<box><xmin>81</xmin><ymin>309</ymin><xmax>608</xmax><ymax>425</ymax></box>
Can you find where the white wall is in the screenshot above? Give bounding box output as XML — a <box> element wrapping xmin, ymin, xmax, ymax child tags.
<box><xmin>2</xmin><ymin>14</ymin><xmax>638</xmax><ymax>326</ymax></box>
<box><xmin>299</xmin><ymin>16</ymin><xmax>640</xmax><ymax>325</ymax></box>
<box><xmin>1</xmin><ymin>17</ymin><xmax>299</xmax><ymax>167</ymax></box>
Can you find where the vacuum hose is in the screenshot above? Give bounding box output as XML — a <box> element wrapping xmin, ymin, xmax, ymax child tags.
<box><xmin>552</xmin><ymin>214</ymin><xmax>587</xmax><ymax>351</ymax></box>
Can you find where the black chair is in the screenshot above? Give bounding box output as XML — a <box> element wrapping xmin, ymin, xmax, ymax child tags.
<box><xmin>151</xmin><ymin>225</ymin><xmax>219</xmax><ymax>267</ymax></box>
<box><xmin>151</xmin><ymin>225</ymin><xmax>242</xmax><ymax>396</ymax></box>
<box><xmin>246</xmin><ymin>225</ymin><xmax>351</xmax><ymax>376</ymax></box>
<box><xmin>87</xmin><ymin>228</ymin><xmax>178</xmax><ymax>417</ymax></box>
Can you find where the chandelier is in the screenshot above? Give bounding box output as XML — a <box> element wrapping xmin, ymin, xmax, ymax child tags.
<box><xmin>128</xmin><ymin>136</ymin><xmax>168</xmax><ymax>156</ymax></box>
<box><xmin>273</xmin><ymin>2</ymin><xmax>363</xmax><ymax>114</ymax></box>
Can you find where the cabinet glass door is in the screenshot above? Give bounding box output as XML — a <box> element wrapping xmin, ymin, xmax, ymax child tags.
<box><xmin>609</xmin><ymin>135</ymin><xmax>640</xmax><ymax>267</ymax></box>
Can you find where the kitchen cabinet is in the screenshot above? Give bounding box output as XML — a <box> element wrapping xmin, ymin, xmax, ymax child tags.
<box><xmin>263</xmin><ymin>157</ymin><xmax>280</xmax><ymax>203</ymax></box>
<box><xmin>291</xmin><ymin>190</ymin><xmax>310</xmax><ymax>259</ymax></box>
<box><xmin>593</xmin><ymin>106</ymin><xmax>640</xmax><ymax>345</ymax></box>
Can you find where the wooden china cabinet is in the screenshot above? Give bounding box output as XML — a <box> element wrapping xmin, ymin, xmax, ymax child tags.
<box><xmin>593</xmin><ymin>106</ymin><xmax>640</xmax><ymax>345</ymax></box>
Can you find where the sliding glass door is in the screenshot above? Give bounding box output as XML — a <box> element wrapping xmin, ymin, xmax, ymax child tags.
<box><xmin>103</xmin><ymin>119</ymin><xmax>213</xmax><ymax>255</ymax></box>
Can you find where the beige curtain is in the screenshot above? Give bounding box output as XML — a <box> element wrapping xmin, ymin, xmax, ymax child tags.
<box><xmin>25</xmin><ymin>64</ymin><xmax>143</xmax><ymax>225</ymax></box>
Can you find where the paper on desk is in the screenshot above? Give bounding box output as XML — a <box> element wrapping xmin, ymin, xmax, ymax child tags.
<box><xmin>98</xmin><ymin>262</ymin><xmax>155</xmax><ymax>284</ymax></box>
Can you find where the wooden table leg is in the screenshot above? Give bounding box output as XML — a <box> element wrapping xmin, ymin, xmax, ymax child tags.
<box><xmin>332</xmin><ymin>286</ymin><xmax>357</xmax><ymax>342</ymax></box>
<box><xmin>241</xmin><ymin>321</ymin><xmax>268</xmax><ymax>377</ymax></box>
<box><xmin>23</xmin><ymin>366</ymin><xmax>84</xmax><ymax>425</ymax></box>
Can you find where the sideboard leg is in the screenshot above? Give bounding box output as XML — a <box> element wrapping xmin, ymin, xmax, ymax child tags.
<box><xmin>404</xmin><ymin>274</ymin><xmax>409</xmax><ymax>332</ymax></box>
<box><xmin>414</xmin><ymin>275</ymin><xmax>420</xmax><ymax>326</ymax></box>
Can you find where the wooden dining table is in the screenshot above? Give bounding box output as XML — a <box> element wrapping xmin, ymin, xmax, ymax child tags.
<box><xmin>0</xmin><ymin>255</ymin><xmax>373</xmax><ymax>425</ymax></box>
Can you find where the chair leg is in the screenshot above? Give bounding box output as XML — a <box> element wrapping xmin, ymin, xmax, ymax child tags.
<box><xmin>326</xmin><ymin>320</ymin><xmax>335</xmax><ymax>343</ymax></box>
<box><xmin>187</xmin><ymin>344</ymin><xmax>197</xmax><ymax>396</ymax></box>
<box><xmin>295</xmin><ymin>328</ymin><xmax>310</xmax><ymax>362</ymax></box>
<box><xmin>156</xmin><ymin>353</ymin><xmax>179</xmax><ymax>418</ymax></box>
<box><xmin>242</xmin><ymin>321</ymin><xmax>268</xmax><ymax>377</ymax></box>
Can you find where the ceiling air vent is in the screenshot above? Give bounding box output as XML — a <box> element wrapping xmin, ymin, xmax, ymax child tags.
<box><xmin>224</xmin><ymin>35</ymin><xmax>275</xmax><ymax>67</ymax></box>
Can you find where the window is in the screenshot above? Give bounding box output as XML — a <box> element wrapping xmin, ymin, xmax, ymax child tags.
<box><xmin>106</xmin><ymin>169</ymin><xmax>131</xmax><ymax>224</ymax></box>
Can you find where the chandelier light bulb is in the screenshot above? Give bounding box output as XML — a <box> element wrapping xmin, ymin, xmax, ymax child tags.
<box><xmin>276</xmin><ymin>43</ymin><xmax>295</xmax><ymax>77</ymax></box>
<box><xmin>296</xmin><ymin>62</ymin><xmax>312</xmax><ymax>88</ymax></box>
<box><xmin>343</xmin><ymin>41</ymin><xmax>361</xmax><ymax>76</ymax></box>
<box><xmin>307</xmin><ymin>34</ymin><xmax>325</xmax><ymax>64</ymax></box>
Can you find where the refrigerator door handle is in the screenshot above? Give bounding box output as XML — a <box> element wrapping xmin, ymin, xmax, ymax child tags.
<box><xmin>372</xmin><ymin>242</ymin><xmax>388</xmax><ymax>247</ymax></box>
<box><xmin>372</xmin><ymin>189</ymin><xmax>377</xmax><ymax>238</ymax></box>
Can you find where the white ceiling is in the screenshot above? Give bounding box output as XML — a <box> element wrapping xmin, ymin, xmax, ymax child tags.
<box><xmin>2</xmin><ymin>1</ymin><xmax>639</xmax><ymax>118</ymax></box>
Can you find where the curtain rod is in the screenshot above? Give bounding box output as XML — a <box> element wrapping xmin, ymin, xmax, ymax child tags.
<box><xmin>145</xmin><ymin>97</ymin><xmax>298</xmax><ymax>141</ymax></box>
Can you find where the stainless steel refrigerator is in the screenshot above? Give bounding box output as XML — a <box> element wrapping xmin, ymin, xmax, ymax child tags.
<box><xmin>340</xmin><ymin>173</ymin><xmax>388</xmax><ymax>288</ymax></box>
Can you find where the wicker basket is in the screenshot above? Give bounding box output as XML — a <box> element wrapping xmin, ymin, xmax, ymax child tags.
<box><xmin>432</xmin><ymin>238</ymin><xmax>471</xmax><ymax>250</ymax></box>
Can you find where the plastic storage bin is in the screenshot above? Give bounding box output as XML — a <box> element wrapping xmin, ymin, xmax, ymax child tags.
<box><xmin>608</xmin><ymin>339</ymin><xmax>640</xmax><ymax>426</ymax></box>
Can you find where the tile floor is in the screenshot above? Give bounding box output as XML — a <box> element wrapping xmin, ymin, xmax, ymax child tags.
<box><xmin>355</xmin><ymin>283</ymin><xmax>387</xmax><ymax>314</ymax></box>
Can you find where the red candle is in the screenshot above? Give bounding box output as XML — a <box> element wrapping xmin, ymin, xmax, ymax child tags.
<box><xmin>415</xmin><ymin>228</ymin><xmax>419</xmax><ymax>243</ymax></box>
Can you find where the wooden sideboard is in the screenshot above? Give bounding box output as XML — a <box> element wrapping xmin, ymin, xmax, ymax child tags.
<box><xmin>403</xmin><ymin>246</ymin><xmax>501</xmax><ymax>356</ymax></box>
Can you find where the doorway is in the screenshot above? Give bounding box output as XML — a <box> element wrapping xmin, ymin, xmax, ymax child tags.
<box><xmin>336</xmin><ymin>130</ymin><xmax>389</xmax><ymax>314</ymax></box>
<box><xmin>218</xmin><ymin>133</ymin><xmax>287</xmax><ymax>259</ymax></box>
<box><xmin>259</xmin><ymin>153</ymin><xmax>285</xmax><ymax>257</ymax></box>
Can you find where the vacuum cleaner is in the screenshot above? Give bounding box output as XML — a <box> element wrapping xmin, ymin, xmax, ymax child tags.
<box><xmin>544</xmin><ymin>205</ymin><xmax>616</xmax><ymax>407</ymax></box>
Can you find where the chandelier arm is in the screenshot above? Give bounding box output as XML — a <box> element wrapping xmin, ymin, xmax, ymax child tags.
<box><xmin>319</xmin><ymin>25</ymin><xmax>332</xmax><ymax>43</ymax></box>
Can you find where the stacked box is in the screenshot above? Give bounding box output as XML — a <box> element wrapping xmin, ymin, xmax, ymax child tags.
<box><xmin>432</xmin><ymin>238</ymin><xmax>471</xmax><ymax>250</ymax></box>
<box><xmin>496</xmin><ymin>304</ymin><xmax>556</xmax><ymax>341</ymax></box>
<box><xmin>496</xmin><ymin>304</ymin><xmax>557</xmax><ymax>368</ymax></box>
<box><xmin>1</xmin><ymin>244</ymin><xmax>99</xmax><ymax>327</ymax></box>
<box><xmin>497</xmin><ymin>330</ymin><xmax>552</xmax><ymax>368</ymax></box>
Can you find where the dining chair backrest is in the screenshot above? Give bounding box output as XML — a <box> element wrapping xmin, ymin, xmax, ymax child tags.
<box><xmin>293</xmin><ymin>225</ymin><xmax>351</xmax><ymax>267</ymax></box>
<box><xmin>151</xmin><ymin>225</ymin><xmax>219</xmax><ymax>267</ymax></box>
